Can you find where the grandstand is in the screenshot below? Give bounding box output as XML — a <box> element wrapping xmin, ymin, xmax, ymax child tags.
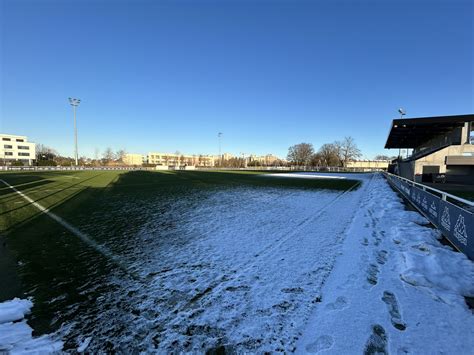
<box><xmin>385</xmin><ymin>114</ymin><xmax>474</xmax><ymax>184</ymax></box>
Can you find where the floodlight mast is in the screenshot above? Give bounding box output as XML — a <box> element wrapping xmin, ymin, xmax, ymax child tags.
<box><xmin>398</xmin><ymin>108</ymin><xmax>406</xmax><ymax>158</ymax></box>
<box><xmin>218</xmin><ymin>132</ymin><xmax>223</xmax><ymax>166</ymax></box>
<box><xmin>69</xmin><ymin>98</ymin><xmax>81</xmax><ymax>166</ymax></box>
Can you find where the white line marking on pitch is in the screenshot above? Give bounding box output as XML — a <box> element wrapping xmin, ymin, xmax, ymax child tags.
<box><xmin>0</xmin><ymin>178</ymin><xmax>131</xmax><ymax>275</ymax></box>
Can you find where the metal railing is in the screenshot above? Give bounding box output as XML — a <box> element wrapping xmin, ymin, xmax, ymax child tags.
<box><xmin>385</xmin><ymin>172</ymin><xmax>474</xmax><ymax>208</ymax></box>
<box><xmin>384</xmin><ymin>172</ymin><xmax>473</xmax><ymax>260</ymax></box>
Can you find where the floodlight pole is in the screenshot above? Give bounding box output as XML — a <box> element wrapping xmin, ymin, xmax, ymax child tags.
<box><xmin>218</xmin><ymin>132</ymin><xmax>223</xmax><ymax>166</ymax></box>
<box><xmin>69</xmin><ymin>98</ymin><xmax>81</xmax><ymax>166</ymax></box>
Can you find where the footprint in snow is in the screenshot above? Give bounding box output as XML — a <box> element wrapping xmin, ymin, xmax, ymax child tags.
<box><xmin>366</xmin><ymin>264</ymin><xmax>379</xmax><ymax>286</ymax></box>
<box><xmin>326</xmin><ymin>296</ymin><xmax>349</xmax><ymax>311</ymax></box>
<box><xmin>375</xmin><ymin>250</ymin><xmax>388</xmax><ymax>265</ymax></box>
<box><xmin>382</xmin><ymin>291</ymin><xmax>406</xmax><ymax>331</ymax></box>
<box><xmin>364</xmin><ymin>324</ymin><xmax>388</xmax><ymax>355</ymax></box>
<box><xmin>305</xmin><ymin>335</ymin><xmax>334</xmax><ymax>353</ymax></box>
<box><xmin>371</xmin><ymin>231</ymin><xmax>381</xmax><ymax>246</ymax></box>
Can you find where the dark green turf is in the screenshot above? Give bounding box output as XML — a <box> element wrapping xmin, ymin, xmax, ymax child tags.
<box><xmin>448</xmin><ymin>190</ymin><xmax>474</xmax><ymax>202</ymax></box>
<box><xmin>0</xmin><ymin>170</ymin><xmax>359</xmax><ymax>232</ymax></box>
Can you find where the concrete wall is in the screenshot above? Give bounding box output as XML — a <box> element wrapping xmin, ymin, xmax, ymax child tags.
<box><xmin>346</xmin><ymin>160</ymin><xmax>389</xmax><ymax>169</ymax></box>
<box><xmin>396</xmin><ymin>160</ymin><xmax>415</xmax><ymax>180</ymax></box>
<box><xmin>414</xmin><ymin>144</ymin><xmax>474</xmax><ymax>175</ymax></box>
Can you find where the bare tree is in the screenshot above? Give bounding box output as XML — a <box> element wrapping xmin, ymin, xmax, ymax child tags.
<box><xmin>374</xmin><ymin>154</ymin><xmax>396</xmax><ymax>161</ymax></box>
<box><xmin>287</xmin><ymin>143</ymin><xmax>314</xmax><ymax>166</ymax></box>
<box><xmin>318</xmin><ymin>143</ymin><xmax>341</xmax><ymax>166</ymax></box>
<box><xmin>115</xmin><ymin>149</ymin><xmax>126</xmax><ymax>163</ymax></box>
<box><xmin>339</xmin><ymin>136</ymin><xmax>361</xmax><ymax>167</ymax></box>
<box><xmin>103</xmin><ymin>147</ymin><xmax>114</xmax><ymax>164</ymax></box>
<box><xmin>94</xmin><ymin>148</ymin><xmax>100</xmax><ymax>160</ymax></box>
<box><xmin>36</xmin><ymin>144</ymin><xmax>58</xmax><ymax>161</ymax></box>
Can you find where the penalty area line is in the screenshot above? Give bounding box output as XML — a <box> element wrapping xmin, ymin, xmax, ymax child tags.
<box><xmin>0</xmin><ymin>178</ymin><xmax>137</xmax><ymax>278</ymax></box>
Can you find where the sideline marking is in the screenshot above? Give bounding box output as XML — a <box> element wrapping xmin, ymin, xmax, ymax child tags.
<box><xmin>0</xmin><ymin>178</ymin><xmax>134</xmax><ymax>277</ymax></box>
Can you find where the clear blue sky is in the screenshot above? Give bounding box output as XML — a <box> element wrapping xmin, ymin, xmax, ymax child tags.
<box><xmin>1</xmin><ymin>0</ymin><xmax>472</xmax><ymax>159</ymax></box>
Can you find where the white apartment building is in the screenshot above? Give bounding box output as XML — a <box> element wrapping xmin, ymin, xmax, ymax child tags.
<box><xmin>123</xmin><ymin>153</ymin><xmax>145</xmax><ymax>166</ymax></box>
<box><xmin>249</xmin><ymin>154</ymin><xmax>280</xmax><ymax>165</ymax></box>
<box><xmin>0</xmin><ymin>134</ymin><xmax>36</xmax><ymax>166</ymax></box>
<box><xmin>147</xmin><ymin>152</ymin><xmax>216</xmax><ymax>167</ymax></box>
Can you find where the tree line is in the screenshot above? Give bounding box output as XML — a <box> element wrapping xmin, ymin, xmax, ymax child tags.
<box><xmin>287</xmin><ymin>136</ymin><xmax>362</xmax><ymax>167</ymax></box>
<box><xmin>34</xmin><ymin>144</ymin><xmax>127</xmax><ymax>167</ymax></box>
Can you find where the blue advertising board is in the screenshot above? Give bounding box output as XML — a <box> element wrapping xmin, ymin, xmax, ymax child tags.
<box><xmin>385</xmin><ymin>174</ymin><xmax>474</xmax><ymax>261</ymax></box>
<box><xmin>438</xmin><ymin>200</ymin><xmax>474</xmax><ymax>260</ymax></box>
<box><xmin>410</xmin><ymin>186</ymin><xmax>440</xmax><ymax>226</ymax></box>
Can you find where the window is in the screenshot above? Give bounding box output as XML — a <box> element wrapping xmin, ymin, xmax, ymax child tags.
<box><xmin>18</xmin><ymin>146</ymin><xmax>30</xmax><ymax>150</ymax></box>
<box><xmin>16</xmin><ymin>139</ymin><xmax>24</xmax><ymax>142</ymax></box>
<box><xmin>4</xmin><ymin>145</ymin><xmax>12</xmax><ymax>149</ymax></box>
<box><xmin>2</xmin><ymin>138</ymin><xmax>11</xmax><ymax>141</ymax></box>
<box><xmin>18</xmin><ymin>152</ymin><xmax>30</xmax><ymax>157</ymax></box>
<box><xmin>5</xmin><ymin>152</ymin><xmax>13</xmax><ymax>156</ymax></box>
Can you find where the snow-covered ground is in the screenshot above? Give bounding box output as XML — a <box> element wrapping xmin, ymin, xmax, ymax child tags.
<box><xmin>296</xmin><ymin>173</ymin><xmax>474</xmax><ymax>354</ymax></box>
<box><xmin>265</xmin><ymin>173</ymin><xmax>347</xmax><ymax>179</ymax></box>
<box><xmin>1</xmin><ymin>172</ymin><xmax>473</xmax><ymax>353</ymax></box>
<box><xmin>0</xmin><ymin>298</ymin><xmax>62</xmax><ymax>353</ymax></box>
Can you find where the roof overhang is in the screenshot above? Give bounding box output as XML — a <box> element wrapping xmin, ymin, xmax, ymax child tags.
<box><xmin>384</xmin><ymin>114</ymin><xmax>474</xmax><ymax>149</ymax></box>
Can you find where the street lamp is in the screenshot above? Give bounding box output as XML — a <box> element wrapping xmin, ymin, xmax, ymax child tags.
<box><xmin>69</xmin><ymin>97</ymin><xmax>81</xmax><ymax>166</ymax></box>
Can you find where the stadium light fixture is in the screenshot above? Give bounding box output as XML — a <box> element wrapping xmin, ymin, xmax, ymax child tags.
<box><xmin>398</xmin><ymin>108</ymin><xmax>406</xmax><ymax>118</ymax></box>
<box><xmin>68</xmin><ymin>97</ymin><xmax>81</xmax><ymax>166</ymax></box>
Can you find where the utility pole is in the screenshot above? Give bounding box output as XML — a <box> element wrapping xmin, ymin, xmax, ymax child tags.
<box><xmin>69</xmin><ymin>98</ymin><xmax>81</xmax><ymax>166</ymax></box>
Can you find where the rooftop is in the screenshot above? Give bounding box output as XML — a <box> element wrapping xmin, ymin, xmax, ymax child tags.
<box><xmin>384</xmin><ymin>114</ymin><xmax>474</xmax><ymax>149</ymax></box>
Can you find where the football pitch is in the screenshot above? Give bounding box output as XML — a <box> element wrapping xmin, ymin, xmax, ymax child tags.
<box><xmin>0</xmin><ymin>170</ymin><xmax>360</xmax><ymax>351</ymax></box>
<box><xmin>0</xmin><ymin>170</ymin><xmax>358</xmax><ymax>233</ymax></box>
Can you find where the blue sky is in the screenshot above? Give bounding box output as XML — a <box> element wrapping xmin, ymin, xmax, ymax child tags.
<box><xmin>1</xmin><ymin>0</ymin><xmax>472</xmax><ymax>159</ymax></box>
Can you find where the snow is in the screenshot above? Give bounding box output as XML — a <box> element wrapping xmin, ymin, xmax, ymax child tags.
<box><xmin>296</xmin><ymin>173</ymin><xmax>474</xmax><ymax>354</ymax></box>
<box><xmin>6</xmin><ymin>172</ymin><xmax>474</xmax><ymax>353</ymax></box>
<box><xmin>57</xmin><ymin>177</ymin><xmax>374</xmax><ymax>351</ymax></box>
<box><xmin>264</xmin><ymin>173</ymin><xmax>347</xmax><ymax>179</ymax></box>
<box><xmin>0</xmin><ymin>298</ymin><xmax>63</xmax><ymax>354</ymax></box>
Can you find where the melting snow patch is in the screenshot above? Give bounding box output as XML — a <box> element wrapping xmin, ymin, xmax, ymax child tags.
<box><xmin>0</xmin><ymin>298</ymin><xmax>63</xmax><ymax>354</ymax></box>
<box><xmin>264</xmin><ymin>173</ymin><xmax>347</xmax><ymax>179</ymax></box>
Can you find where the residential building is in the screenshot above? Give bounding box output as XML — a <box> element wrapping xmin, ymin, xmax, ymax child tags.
<box><xmin>123</xmin><ymin>153</ymin><xmax>145</xmax><ymax>166</ymax></box>
<box><xmin>0</xmin><ymin>133</ymin><xmax>36</xmax><ymax>166</ymax></box>
<box><xmin>147</xmin><ymin>152</ymin><xmax>216</xmax><ymax>167</ymax></box>
<box><xmin>249</xmin><ymin>154</ymin><xmax>280</xmax><ymax>166</ymax></box>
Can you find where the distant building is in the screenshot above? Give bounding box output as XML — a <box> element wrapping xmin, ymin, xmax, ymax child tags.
<box><xmin>385</xmin><ymin>114</ymin><xmax>474</xmax><ymax>184</ymax></box>
<box><xmin>346</xmin><ymin>160</ymin><xmax>389</xmax><ymax>170</ymax></box>
<box><xmin>123</xmin><ymin>153</ymin><xmax>145</xmax><ymax>166</ymax></box>
<box><xmin>147</xmin><ymin>152</ymin><xmax>215</xmax><ymax>167</ymax></box>
<box><xmin>221</xmin><ymin>153</ymin><xmax>234</xmax><ymax>161</ymax></box>
<box><xmin>249</xmin><ymin>154</ymin><xmax>280</xmax><ymax>166</ymax></box>
<box><xmin>142</xmin><ymin>151</ymin><xmax>283</xmax><ymax>168</ymax></box>
<box><xmin>0</xmin><ymin>133</ymin><xmax>36</xmax><ymax>166</ymax></box>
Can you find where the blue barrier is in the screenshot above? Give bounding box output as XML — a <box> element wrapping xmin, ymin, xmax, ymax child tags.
<box><xmin>385</xmin><ymin>173</ymin><xmax>474</xmax><ymax>261</ymax></box>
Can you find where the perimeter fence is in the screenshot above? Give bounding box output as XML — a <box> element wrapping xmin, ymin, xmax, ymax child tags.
<box><xmin>384</xmin><ymin>172</ymin><xmax>474</xmax><ymax>260</ymax></box>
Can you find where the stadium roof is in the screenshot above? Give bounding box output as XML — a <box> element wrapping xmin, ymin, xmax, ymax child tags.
<box><xmin>384</xmin><ymin>114</ymin><xmax>474</xmax><ymax>149</ymax></box>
